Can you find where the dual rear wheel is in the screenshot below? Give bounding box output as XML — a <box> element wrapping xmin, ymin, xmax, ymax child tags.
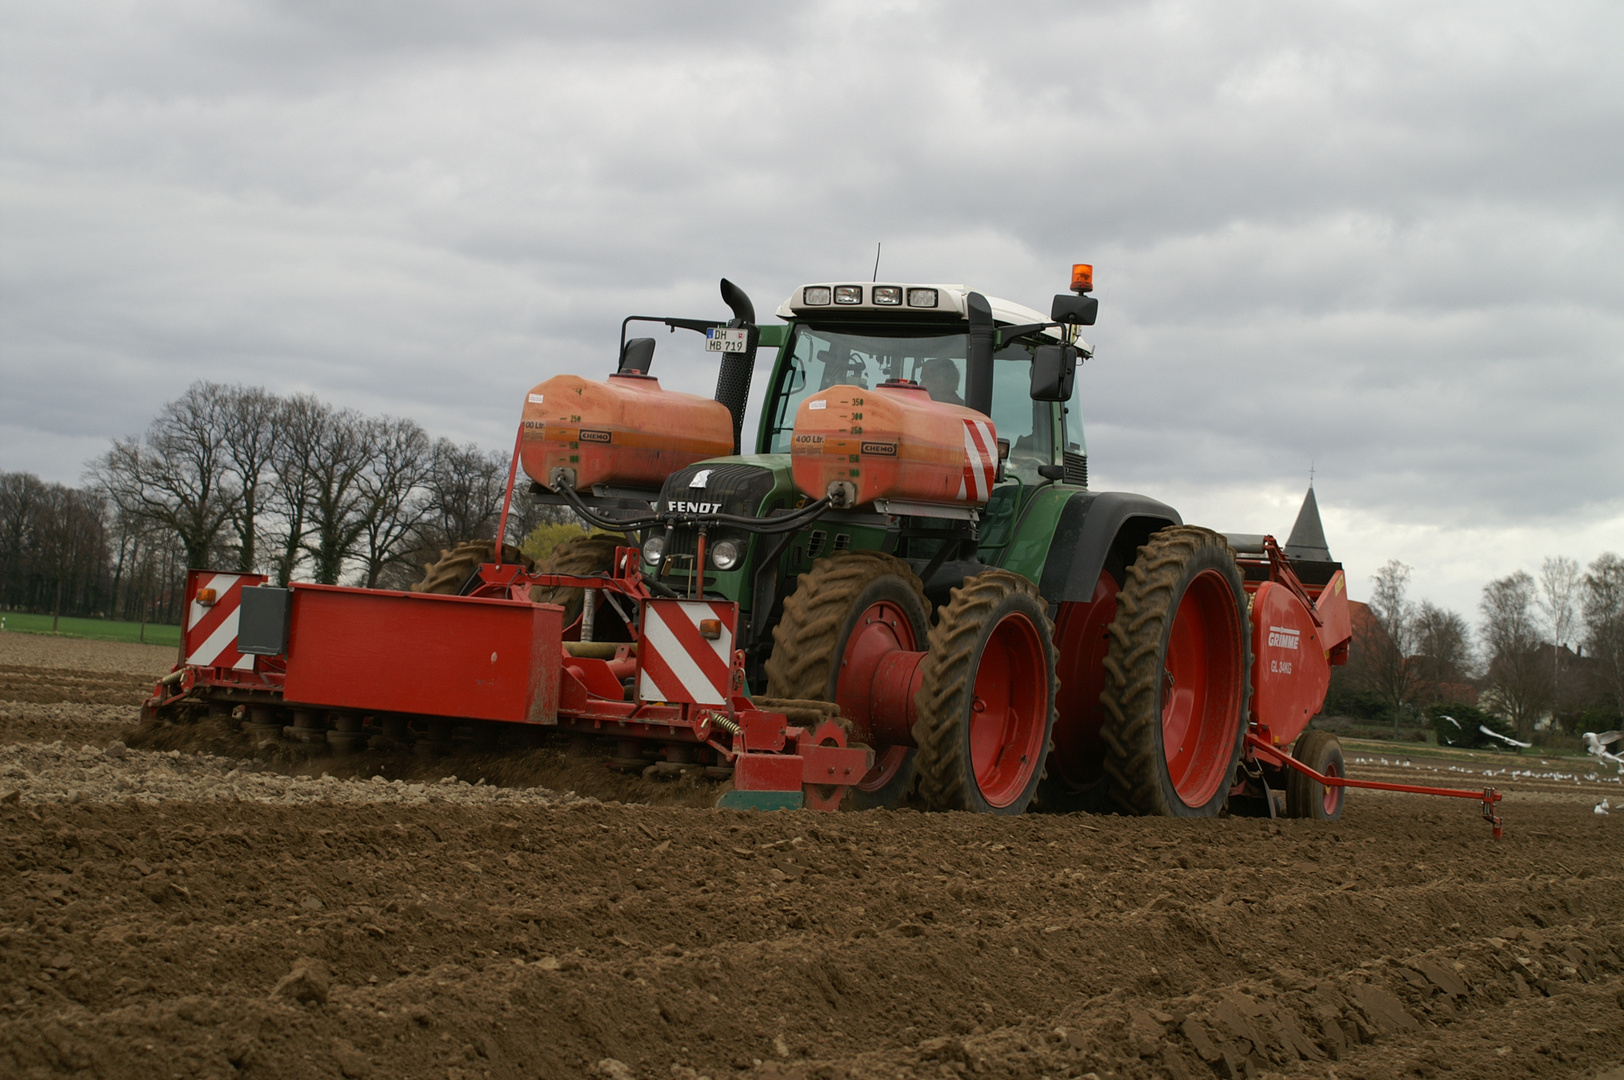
<box><xmin>1099</xmin><ymin>526</ymin><xmax>1252</xmax><ymax>818</ymax></box>
<box><xmin>768</xmin><ymin>554</ymin><xmax>1060</xmax><ymax>814</ymax></box>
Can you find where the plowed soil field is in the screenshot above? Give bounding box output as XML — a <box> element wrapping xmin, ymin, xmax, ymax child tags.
<box><xmin>2</xmin><ymin>632</ymin><xmax>1622</xmax><ymax>1080</ymax></box>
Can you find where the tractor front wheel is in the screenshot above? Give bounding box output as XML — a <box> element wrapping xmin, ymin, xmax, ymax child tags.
<box><xmin>413</xmin><ymin>540</ymin><xmax>534</xmax><ymax>595</ymax></box>
<box><xmin>912</xmin><ymin>570</ymin><xmax>1059</xmax><ymax>815</ymax></box>
<box><xmin>531</xmin><ymin>533</ymin><xmax>628</xmax><ymax>636</ymax></box>
<box><xmin>1100</xmin><ymin>526</ymin><xmax>1250</xmax><ymax>817</ymax></box>
<box><xmin>765</xmin><ymin>551</ymin><xmax>930</xmax><ymax>810</ymax></box>
<box><xmin>1286</xmin><ymin>729</ymin><xmax>1345</xmax><ymax>820</ymax></box>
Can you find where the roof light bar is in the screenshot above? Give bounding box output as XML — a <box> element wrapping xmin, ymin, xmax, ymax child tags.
<box><xmin>803</xmin><ymin>286</ymin><xmax>831</xmax><ymax>305</ymax></box>
<box><xmin>906</xmin><ymin>288</ymin><xmax>938</xmax><ymax>308</ymax></box>
<box><xmin>833</xmin><ymin>285</ymin><xmax>863</xmax><ymax>304</ymax></box>
<box><xmin>872</xmin><ymin>285</ymin><xmax>901</xmax><ymax>305</ymax></box>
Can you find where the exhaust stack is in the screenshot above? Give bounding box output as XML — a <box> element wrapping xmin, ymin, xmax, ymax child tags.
<box><xmin>714</xmin><ymin>278</ymin><xmax>758</xmax><ymax>454</ymax></box>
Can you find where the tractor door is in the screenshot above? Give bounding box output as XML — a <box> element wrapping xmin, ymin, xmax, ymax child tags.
<box><xmin>976</xmin><ymin>338</ymin><xmax>1068</xmax><ymax>558</ymax></box>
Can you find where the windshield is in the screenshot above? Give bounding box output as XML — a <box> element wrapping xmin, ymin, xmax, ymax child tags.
<box><xmin>765</xmin><ymin>326</ymin><xmax>1060</xmax><ymax>483</ymax></box>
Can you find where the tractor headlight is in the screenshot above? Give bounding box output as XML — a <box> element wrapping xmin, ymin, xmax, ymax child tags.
<box><xmin>642</xmin><ymin>533</ymin><xmax>666</xmax><ymax>565</ymax></box>
<box><xmin>709</xmin><ymin>539</ymin><xmax>743</xmax><ymax>571</ymax></box>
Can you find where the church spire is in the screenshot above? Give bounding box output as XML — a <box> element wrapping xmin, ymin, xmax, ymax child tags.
<box><xmin>1284</xmin><ymin>485</ymin><xmax>1332</xmax><ymax>562</ymax></box>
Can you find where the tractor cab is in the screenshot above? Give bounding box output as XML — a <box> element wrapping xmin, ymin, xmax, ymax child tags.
<box><xmin>759</xmin><ymin>280</ymin><xmax>1094</xmax><ymax>488</ymax></box>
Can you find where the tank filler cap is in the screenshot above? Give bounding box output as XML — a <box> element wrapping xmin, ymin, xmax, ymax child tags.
<box><xmin>825</xmin><ymin>480</ymin><xmax>858</xmax><ymax>509</ymax></box>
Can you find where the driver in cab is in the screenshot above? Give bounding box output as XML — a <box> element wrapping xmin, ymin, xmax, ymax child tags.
<box><xmin>919</xmin><ymin>357</ymin><xmax>965</xmax><ymax>407</ymax></box>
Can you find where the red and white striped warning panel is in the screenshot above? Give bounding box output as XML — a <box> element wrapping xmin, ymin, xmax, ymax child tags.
<box><xmin>956</xmin><ymin>417</ymin><xmax>999</xmax><ymax>503</ymax></box>
<box><xmin>182</xmin><ymin>571</ymin><xmax>264</xmax><ymax>672</ymax></box>
<box><xmin>637</xmin><ymin>600</ymin><xmax>736</xmax><ymax>706</ymax></box>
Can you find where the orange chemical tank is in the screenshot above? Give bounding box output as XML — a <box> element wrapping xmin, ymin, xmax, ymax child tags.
<box><xmin>519</xmin><ymin>373</ymin><xmax>734</xmax><ymax>492</ymax></box>
<box><xmin>790</xmin><ymin>381</ymin><xmax>1000</xmax><ymax>510</ymax></box>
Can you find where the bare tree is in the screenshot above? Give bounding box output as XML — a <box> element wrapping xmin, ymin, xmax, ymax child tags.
<box><xmin>301</xmin><ymin>408</ymin><xmax>376</xmax><ymax>585</ymax></box>
<box><xmin>1412</xmin><ymin>601</ymin><xmax>1473</xmax><ymax>702</ymax></box>
<box><xmin>219</xmin><ymin>385</ymin><xmax>282</xmax><ymax>572</ymax></box>
<box><xmin>266</xmin><ymin>395</ymin><xmax>327</xmax><ymax>586</ymax></box>
<box><xmin>1358</xmin><ymin>559</ymin><xmax>1421</xmax><ymax>729</ymax></box>
<box><xmin>1583</xmin><ymin>553</ymin><xmax>1624</xmax><ymax>715</ymax></box>
<box><xmin>92</xmin><ymin>382</ymin><xmax>240</xmax><ymax>570</ymax></box>
<box><xmin>353</xmin><ymin>415</ymin><xmax>433</xmax><ymax>588</ymax></box>
<box><xmin>1480</xmin><ymin>569</ymin><xmax>1550</xmax><ymax>735</ymax></box>
<box><xmin>420</xmin><ymin>439</ymin><xmax>508</xmax><ymax>549</ymax></box>
<box><xmin>0</xmin><ymin>471</ymin><xmax>46</xmax><ymax>609</ymax></box>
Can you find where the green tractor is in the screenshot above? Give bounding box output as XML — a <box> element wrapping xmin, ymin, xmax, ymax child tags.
<box><xmin>524</xmin><ymin>267</ymin><xmax>1254</xmax><ymax>817</ymax></box>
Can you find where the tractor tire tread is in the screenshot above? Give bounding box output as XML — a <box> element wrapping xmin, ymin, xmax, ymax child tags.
<box><xmin>763</xmin><ymin>550</ymin><xmax>927</xmax><ymax>701</ymax></box>
<box><xmin>412</xmin><ymin>540</ymin><xmax>534</xmax><ymax>595</ymax></box>
<box><xmin>530</xmin><ymin>533</ymin><xmax>624</xmax><ymax>612</ymax></box>
<box><xmin>1099</xmin><ymin>526</ymin><xmax>1251</xmax><ymax>817</ymax></box>
<box><xmin>912</xmin><ymin>570</ymin><xmax>1059</xmax><ymax>814</ymax></box>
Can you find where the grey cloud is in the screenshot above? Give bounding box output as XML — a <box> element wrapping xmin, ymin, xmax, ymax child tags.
<box><xmin>2</xmin><ymin>0</ymin><xmax>1619</xmax><ymax>618</ymax></box>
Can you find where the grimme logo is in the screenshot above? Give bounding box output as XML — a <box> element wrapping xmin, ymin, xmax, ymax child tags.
<box><xmin>1267</xmin><ymin>624</ymin><xmax>1301</xmax><ymax>650</ymax></box>
<box><xmin>578</xmin><ymin>429</ymin><xmax>612</xmax><ymax>444</ymax></box>
<box><xmin>861</xmin><ymin>442</ymin><xmax>898</xmax><ymax>457</ymax></box>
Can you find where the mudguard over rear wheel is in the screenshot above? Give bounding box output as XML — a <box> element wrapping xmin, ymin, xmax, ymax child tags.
<box><xmin>1100</xmin><ymin>526</ymin><xmax>1251</xmax><ymax>817</ymax></box>
<box><xmin>913</xmin><ymin>570</ymin><xmax>1059</xmax><ymax>815</ymax></box>
<box><xmin>1286</xmin><ymin>729</ymin><xmax>1345</xmax><ymax>821</ymax></box>
<box><xmin>765</xmin><ymin>551</ymin><xmax>930</xmax><ymax>810</ymax></box>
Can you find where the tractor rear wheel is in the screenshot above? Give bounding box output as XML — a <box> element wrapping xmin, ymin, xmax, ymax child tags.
<box><xmin>765</xmin><ymin>551</ymin><xmax>930</xmax><ymax>810</ymax></box>
<box><xmin>1286</xmin><ymin>729</ymin><xmax>1345</xmax><ymax>820</ymax></box>
<box><xmin>412</xmin><ymin>540</ymin><xmax>534</xmax><ymax>595</ymax></box>
<box><xmin>1100</xmin><ymin>526</ymin><xmax>1250</xmax><ymax>817</ymax></box>
<box><xmin>913</xmin><ymin>570</ymin><xmax>1059</xmax><ymax>815</ymax></box>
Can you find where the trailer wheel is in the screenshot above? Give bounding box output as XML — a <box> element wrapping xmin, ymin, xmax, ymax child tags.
<box><xmin>1286</xmin><ymin>730</ymin><xmax>1345</xmax><ymax>821</ymax></box>
<box><xmin>765</xmin><ymin>551</ymin><xmax>929</xmax><ymax>809</ymax></box>
<box><xmin>1100</xmin><ymin>526</ymin><xmax>1250</xmax><ymax>817</ymax></box>
<box><xmin>412</xmin><ymin>540</ymin><xmax>534</xmax><ymax>594</ymax></box>
<box><xmin>913</xmin><ymin>570</ymin><xmax>1059</xmax><ymax>815</ymax></box>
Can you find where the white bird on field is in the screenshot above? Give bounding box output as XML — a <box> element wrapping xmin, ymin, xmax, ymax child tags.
<box><xmin>1583</xmin><ymin>731</ymin><xmax>1624</xmax><ymax>774</ymax></box>
<box><xmin>1595</xmin><ymin>798</ymin><xmax>1610</xmax><ymax>815</ymax></box>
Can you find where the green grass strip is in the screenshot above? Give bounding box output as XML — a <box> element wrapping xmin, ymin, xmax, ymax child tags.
<box><xmin>0</xmin><ymin>612</ymin><xmax>181</xmax><ymax>647</ymax></box>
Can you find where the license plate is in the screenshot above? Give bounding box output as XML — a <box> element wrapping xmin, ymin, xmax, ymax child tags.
<box><xmin>705</xmin><ymin>327</ymin><xmax>749</xmax><ymax>353</ymax></box>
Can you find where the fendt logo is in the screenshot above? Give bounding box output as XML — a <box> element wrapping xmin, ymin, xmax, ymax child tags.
<box><xmin>861</xmin><ymin>441</ymin><xmax>897</xmax><ymax>457</ymax></box>
<box><xmin>1267</xmin><ymin>624</ymin><xmax>1301</xmax><ymax>650</ymax></box>
<box><xmin>668</xmin><ymin>501</ymin><xmax>722</xmax><ymax>514</ymax></box>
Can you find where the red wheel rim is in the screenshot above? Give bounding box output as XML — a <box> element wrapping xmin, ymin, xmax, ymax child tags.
<box><xmin>1322</xmin><ymin>757</ymin><xmax>1343</xmax><ymax>816</ymax></box>
<box><xmin>858</xmin><ymin>745</ymin><xmax>910</xmax><ymax>793</ymax></box>
<box><xmin>1160</xmin><ymin>569</ymin><xmax>1243</xmax><ymax>807</ymax></box>
<box><xmin>967</xmin><ymin>612</ymin><xmax>1048</xmax><ymax>808</ymax></box>
<box><xmin>837</xmin><ymin>599</ymin><xmax>919</xmax><ymax>789</ymax></box>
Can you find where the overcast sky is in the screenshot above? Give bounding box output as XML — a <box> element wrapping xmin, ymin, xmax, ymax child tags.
<box><xmin>2</xmin><ymin>0</ymin><xmax>1619</xmax><ymax>622</ymax></box>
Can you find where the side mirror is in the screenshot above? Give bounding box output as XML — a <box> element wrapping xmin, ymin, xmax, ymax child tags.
<box><xmin>619</xmin><ymin>337</ymin><xmax>656</xmax><ymax>374</ymax></box>
<box><xmin>1051</xmin><ymin>293</ymin><xmax>1098</xmax><ymax>326</ymax></box>
<box><xmin>1030</xmin><ymin>344</ymin><xmax>1078</xmax><ymax>402</ymax></box>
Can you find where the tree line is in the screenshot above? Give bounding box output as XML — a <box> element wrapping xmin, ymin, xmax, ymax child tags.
<box><xmin>1336</xmin><ymin>553</ymin><xmax>1624</xmax><ymax>738</ymax></box>
<box><xmin>1</xmin><ymin>382</ymin><xmax>570</xmax><ymax>627</ymax></box>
